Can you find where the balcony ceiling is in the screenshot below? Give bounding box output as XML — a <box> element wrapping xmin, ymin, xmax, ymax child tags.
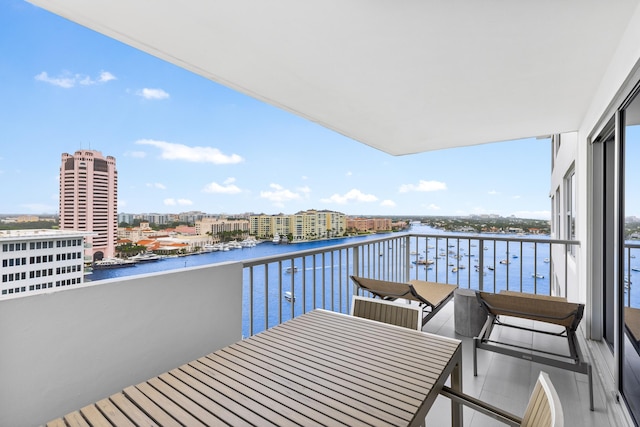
<box><xmin>28</xmin><ymin>0</ymin><xmax>640</xmax><ymax>155</ymax></box>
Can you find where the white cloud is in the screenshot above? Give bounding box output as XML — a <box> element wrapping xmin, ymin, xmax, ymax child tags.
<box><xmin>35</xmin><ymin>70</ymin><xmax>116</xmax><ymax>88</ymax></box>
<box><xmin>125</xmin><ymin>151</ymin><xmax>147</xmax><ymax>158</ymax></box>
<box><xmin>301</xmin><ymin>175</ymin><xmax>308</xmax><ymax>180</ymax></box>
<box><xmin>512</xmin><ymin>195</ymin><xmax>522</xmax><ymax>199</ymax></box>
<box><xmin>137</xmin><ymin>88</ymin><xmax>170</xmax><ymax>100</ymax></box>
<box><xmin>136</xmin><ymin>139</ymin><xmax>243</xmax><ymax>164</ymax></box>
<box><xmin>298</xmin><ymin>186</ymin><xmax>311</xmax><ymax>194</ymax></box>
<box><xmin>346</xmin><ymin>171</ymin><xmax>353</xmax><ymax>177</ymax></box>
<box><xmin>427</xmin><ymin>203</ymin><xmax>441</xmax><ymax>211</ymax></box>
<box><xmin>320</xmin><ymin>189</ymin><xmax>378</xmax><ymax>204</ymax></box>
<box><xmin>98</xmin><ymin>71</ymin><xmax>116</xmax><ymax>83</ymax></box>
<box><xmin>202</xmin><ymin>181</ymin><xmax>242</xmax><ymax>194</ymax></box>
<box><xmin>399</xmin><ymin>180</ymin><xmax>447</xmax><ymax>193</ymax></box>
<box><xmin>488</xmin><ymin>190</ymin><xmax>499</xmax><ymax>195</ymax></box>
<box><xmin>223</xmin><ymin>177</ymin><xmax>236</xmax><ymax>185</ymax></box>
<box><xmin>119</xmin><ymin>199</ymin><xmax>127</xmax><ymax>208</ymax></box>
<box><xmin>164</xmin><ymin>198</ymin><xmax>193</xmax><ymax>206</ymax></box>
<box><xmin>146</xmin><ymin>183</ymin><xmax>166</xmax><ymax>190</ymax></box>
<box><xmin>260</xmin><ymin>183</ymin><xmax>303</xmax><ymax>203</ymax></box>
<box><xmin>381</xmin><ymin>199</ymin><xmax>396</xmax><ymax>207</ymax></box>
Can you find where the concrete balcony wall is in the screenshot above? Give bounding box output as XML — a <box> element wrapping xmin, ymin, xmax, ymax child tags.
<box><xmin>0</xmin><ymin>262</ymin><xmax>243</xmax><ymax>427</ymax></box>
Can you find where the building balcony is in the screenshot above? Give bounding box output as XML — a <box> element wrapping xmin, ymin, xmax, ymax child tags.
<box><xmin>0</xmin><ymin>233</ymin><xmax>634</xmax><ymax>426</ymax></box>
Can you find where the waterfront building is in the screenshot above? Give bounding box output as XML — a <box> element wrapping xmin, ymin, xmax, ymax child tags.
<box><xmin>0</xmin><ymin>229</ymin><xmax>87</xmax><ymax>298</ymax></box>
<box><xmin>59</xmin><ymin>150</ymin><xmax>117</xmax><ymax>261</ymax></box>
<box><xmin>249</xmin><ymin>210</ymin><xmax>346</xmax><ymax>241</ymax></box>
<box><xmin>195</xmin><ymin>217</ymin><xmax>250</xmax><ymax>240</ymax></box>
<box><xmin>16</xmin><ymin>215</ymin><xmax>40</xmax><ymax>223</ymax></box>
<box><xmin>346</xmin><ymin>217</ymin><xmax>392</xmax><ymax>233</ymax></box>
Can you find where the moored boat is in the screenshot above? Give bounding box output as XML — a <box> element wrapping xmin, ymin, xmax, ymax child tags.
<box><xmin>93</xmin><ymin>258</ymin><xmax>137</xmax><ymax>269</ymax></box>
<box><xmin>129</xmin><ymin>252</ymin><xmax>164</xmax><ymax>263</ymax></box>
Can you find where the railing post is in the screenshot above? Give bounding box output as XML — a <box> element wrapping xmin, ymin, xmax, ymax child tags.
<box><xmin>404</xmin><ymin>235</ymin><xmax>411</xmax><ymax>282</ymax></box>
<box><xmin>478</xmin><ymin>238</ymin><xmax>484</xmax><ymax>291</ymax></box>
<box><xmin>353</xmin><ymin>246</ymin><xmax>360</xmax><ymax>296</ymax></box>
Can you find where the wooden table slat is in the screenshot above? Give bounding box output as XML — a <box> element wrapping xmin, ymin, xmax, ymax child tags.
<box><xmin>122</xmin><ymin>385</ymin><xmax>183</xmax><ymax>427</ymax></box>
<box><xmin>175</xmin><ymin>365</ymin><xmax>320</xmax><ymax>427</ymax></box>
<box><xmin>62</xmin><ymin>411</ymin><xmax>90</xmax><ymax>427</ymax></box>
<box><xmin>222</xmin><ymin>340</ymin><xmax>423</xmax><ymax>412</ymax></box>
<box><xmin>159</xmin><ymin>371</ymin><xmax>257</xmax><ymax>427</ymax></box>
<box><xmin>109</xmin><ymin>392</ymin><xmax>162</xmax><ymax>427</ymax></box>
<box><xmin>79</xmin><ymin>404</ymin><xmax>114</xmax><ymax>427</ymax></box>
<box><xmin>194</xmin><ymin>355</ymin><xmax>371</xmax><ymax>426</ymax></box>
<box><xmin>133</xmin><ymin>382</ymin><xmax>207</xmax><ymax>427</ymax></box>
<box><xmin>273</xmin><ymin>311</ymin><xmax>458</xmax><ymax>367</ymax></box>
<box><xmin>94</xmin><ymin>397</ymin><xmax>136</xmax><ymax>427</ymax></box>
<box><xmin>45</xmin><ymin>418</ymin><xmax>68</xmax><ymax>427</ymax></box>
<box><xmin>244</xmin><ymin>327</ymin><xmax>439</xmax><ymax>393</ymax></box>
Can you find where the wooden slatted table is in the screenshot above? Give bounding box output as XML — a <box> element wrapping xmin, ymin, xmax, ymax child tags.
<box><xmin>47</xmin><ymin>309</ymin><xmax>463</xmax><ymax>426</ymax></box>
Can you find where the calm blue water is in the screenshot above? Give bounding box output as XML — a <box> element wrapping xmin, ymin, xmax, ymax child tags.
<box><xmin>87</xmin><ymin>225</ymin><xmax>639</xmax><ymax>337</ymax></box>
<box><xmin>87</xmin><ymin>232</ymin><xmax>390</xmax><ymax>282</ymax></box>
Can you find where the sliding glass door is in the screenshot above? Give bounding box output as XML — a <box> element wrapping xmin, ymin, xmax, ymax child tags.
<box><xmin>622</xmin><ymin>93</ymin><xmax>640</xmax><ymax>422</ymax></box>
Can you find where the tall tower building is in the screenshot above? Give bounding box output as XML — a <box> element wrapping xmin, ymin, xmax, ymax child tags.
<box><xmin>59</xmin><ymin>150</ymin><xmax>118</xmax><ymax>261</ymax></box>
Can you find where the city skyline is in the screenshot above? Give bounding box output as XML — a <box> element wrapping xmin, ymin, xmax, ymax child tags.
<box><xmin>1</xmin><ymin>1</ymin><xmax>552</xmax><ymax>219</ymax></box>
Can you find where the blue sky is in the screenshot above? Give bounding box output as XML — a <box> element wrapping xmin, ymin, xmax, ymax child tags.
<box><xmin>0</xmin><ymin>1</ymin><xmax>551</xmax><ymax>219</ymax></box>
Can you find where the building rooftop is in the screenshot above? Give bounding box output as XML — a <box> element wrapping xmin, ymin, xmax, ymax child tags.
<box><xmin>0</xmin><ymin>229</ymin><xmax>91</xmax><ymax>239</ymax></box>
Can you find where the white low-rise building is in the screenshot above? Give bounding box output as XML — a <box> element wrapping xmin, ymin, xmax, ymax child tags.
<box><xmin>0</xmin><ymin>229</ymin><xmax>89</xmax><ymax>298</ymax></box>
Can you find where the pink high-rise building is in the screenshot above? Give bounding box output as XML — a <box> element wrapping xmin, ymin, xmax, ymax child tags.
<box><xmin>59</xmin><ymin>150</ymin><xmax>118</xmax><ymax>260</ymax></box>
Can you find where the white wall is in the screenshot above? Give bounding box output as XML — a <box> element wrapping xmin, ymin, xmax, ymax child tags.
<box><xmin>0</xmin><ymin>262</ymin><xmax>243</xmax><ymax>427</ymax></box>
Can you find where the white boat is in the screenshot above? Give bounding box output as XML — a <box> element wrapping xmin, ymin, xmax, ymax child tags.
<box><xmin>543</xmin><ymin>258</ymin><xmax>550</xmax><ymax>263</ymax></box>
<box><xmin>202</xmin><ymin>243</ymin><xmax>219</xmax><ymax>252</ymax></box>
<box><xmin>241</xmin><ymin>238</ymin><xmax>257</xmax><ymax>248</ymax></box>
<box><xmin>272</xmin><ymin>234</ymin><xmax>280</xmax><ymax>244</ymax></box>
<box><xmin>532</xmin><ymin>273</ymin><xmax>545</xmax><ymax>279</ymax></box>
<box><xmin>129</xmin><ymin>252</ymin><xmax>164</xmax><ymax>263</ymax></box>
<box><xmin>285</xmin><ymin>266</ymin><xmax>299</xmax><ymax>273</ymax></box>
<box><xmin>284</xmin><ymin>291</ymin><xmax>295</xmax><ymax>302</ymax></box>
<box><xmin>227</xmin><ymin>241</ymin><xmax>243</xmax><ymax>249</ymax></box>
<box><xmin>93</xmin><ymin>258</ymin><xmax>137</xmax><ymax>269</ymax></box>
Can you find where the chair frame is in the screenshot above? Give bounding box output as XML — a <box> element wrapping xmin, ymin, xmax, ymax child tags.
<box><xmin>473</xmin><ymin>290</ymin><xmax>593</xmax><ymax>411</ymax></box>
<box><xmin>351</xmin><ymin>295</ymin><xmax>423</xmax><ymax>330</ymax></box>
<box><xmin>441</xmin><ymin>371</ymin><xmax>564</xmax><ymax>426</ymax></box>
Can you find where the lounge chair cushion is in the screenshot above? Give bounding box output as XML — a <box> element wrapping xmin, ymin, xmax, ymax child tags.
<box><xmin>478</xmin><ymin>291</ymin><xmax>583</xmax><ymax>329</ymax></box>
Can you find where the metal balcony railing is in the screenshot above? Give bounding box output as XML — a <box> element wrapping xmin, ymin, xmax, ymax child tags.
<box><xmin>241</xmin><ymin>232</ymin><xmax>579</xmax><ymax>337</ymax></box>
<box><xmin>624</xmin><ymin>242</ymin><xmax>640</xmax><ymax>309</ymax></box>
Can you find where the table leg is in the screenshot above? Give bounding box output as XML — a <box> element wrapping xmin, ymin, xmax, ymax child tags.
<box><xmin>451</xmin><ymin>348</ymin><xmax>463</xmax><ymax>427</ymax></box>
